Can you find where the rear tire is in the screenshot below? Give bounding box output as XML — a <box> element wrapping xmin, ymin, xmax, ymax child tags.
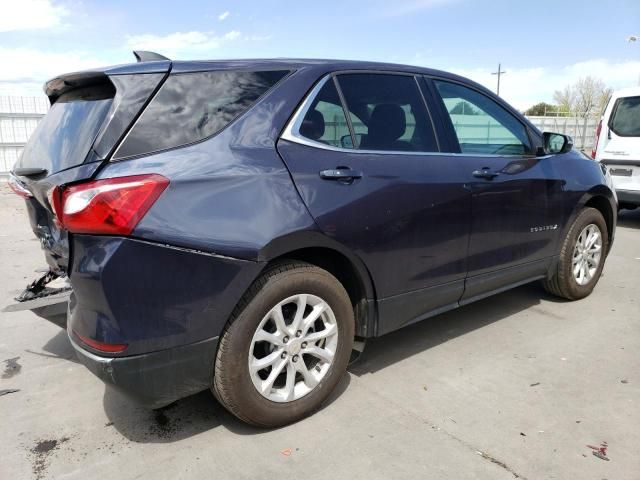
<box><xmin>213</xmin><ymin>261</ymin><xmax>354</xmax><ymax>427</ymax></box>
<box><xmin>543</xmin><ymin>207</ymin><xmax>608</xmax><ymax>300</ymax></box>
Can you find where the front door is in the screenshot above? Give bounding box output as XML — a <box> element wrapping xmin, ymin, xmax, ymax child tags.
<box><xmin>431</xmin><ymin>79</ymin><xmax>566</xmax><ymax>301</ymax></box>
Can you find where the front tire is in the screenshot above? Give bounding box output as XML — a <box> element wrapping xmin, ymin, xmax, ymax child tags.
<box><xmin>213</xmin><ymin>261</ymin><xmax>354</xmax><ymax>427</ymax></box>
<box><xmin>543</xmin><ymin>207</ymin><xmax>608</xmax><ymax>300</ymax></box>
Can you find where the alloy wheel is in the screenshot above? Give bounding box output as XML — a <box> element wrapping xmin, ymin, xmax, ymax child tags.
<box><xmin>572</xmin><ymin>223</ymin><xmax>602</xmax><ymax>286</ymax></box>
<box><xmin>248</xmin><ymin>294</ymin><xmax>339</xmax><ymax>402</ymax></box>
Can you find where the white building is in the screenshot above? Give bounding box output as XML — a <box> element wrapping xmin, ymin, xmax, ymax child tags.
<box><xmin>0</xmin><ymin>96</ymin><xmax>48</xmax><ymax>175</ymax></box>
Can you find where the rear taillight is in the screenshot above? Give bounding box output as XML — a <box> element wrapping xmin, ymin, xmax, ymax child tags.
<box><xmin>74</xmin><ymin>331</ymin><xmax>128</xmax><ymax>353</ymax></box>
<box><xmin>8</xmin><ymin>174</ymin><xmax>33</xmax><ymax>198</ymax></box>
<box><xmin>591</xmin><ymin>119</ymin><xmax>602</xmax><ymax>159</ymax></box>
<box><xmin>52</xmin><ymin>174</ymin><xmax>169</xmax><ymax>235</ymax></box>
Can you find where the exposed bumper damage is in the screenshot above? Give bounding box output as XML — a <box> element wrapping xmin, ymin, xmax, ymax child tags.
<box><xmin>2</xmin><ymin>270</ymin><xmax>71</xmax><ymax>328</ymax></box>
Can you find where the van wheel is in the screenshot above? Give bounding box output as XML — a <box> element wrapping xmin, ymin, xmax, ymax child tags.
<box><xmin>543</xmin><ymin>207</ymin><xmax>608</xmax><ymax>300</ymax></box>
<box><xmin>213</xmin><ymin>261</ymin><xmax>354</xmax><ymax>427</ymax></box>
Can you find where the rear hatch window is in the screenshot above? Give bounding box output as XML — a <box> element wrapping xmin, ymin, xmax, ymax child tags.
<box><xmin>113</xmin><ymin>70</ymin><xmax>289</xmax><ymax>159</ymax></box>
<box><xmin>610</xmin><ymin>95</ymin><xmax>640</xmax><ymax>137</ymax></box>
<box><xmin>14</xmin><ymin>83</ymin><xmax>115</xmax><ymax>176</ymax></box>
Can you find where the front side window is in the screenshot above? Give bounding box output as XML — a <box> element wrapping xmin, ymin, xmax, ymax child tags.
<box><xmin>610</xmin><ymin>96</ymin><xmax>640</xmax><ymax>137</ymax></box>
<box><xmin>336</xmin><ymin>74</ymin><xmax>438</xmax><ymax>152</ymax></box>
<box><xmin>434</xmin><ymin>80</ymin><xmax>531</xmax><ymax>155</ymax></box>
<box><xmin>115</xmin><ymin>70</ymin><xmax>289</xmax><ymax>159</ymax></box>
<box><xmin>298</xmin><ymin>79</ymin><xmax>352</xmax><ymax>148</ymax></box>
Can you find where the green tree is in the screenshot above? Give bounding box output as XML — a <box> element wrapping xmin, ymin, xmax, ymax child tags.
<box><xmin>524</xmin><ymin>102</ymin><xmax>560</xmax><ymax>116</ymax></box>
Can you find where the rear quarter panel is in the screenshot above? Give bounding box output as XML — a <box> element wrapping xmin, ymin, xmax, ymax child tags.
<box><xmin>98</xmin><ymin>67</ymin><xmax>327</xmax><ymax>260</ymax></box>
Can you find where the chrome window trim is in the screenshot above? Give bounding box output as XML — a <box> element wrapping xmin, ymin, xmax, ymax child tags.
<box><xmin>280</xmin><ymin>72</ymin><xmax>532</xmax><ymax>158</ymax></box>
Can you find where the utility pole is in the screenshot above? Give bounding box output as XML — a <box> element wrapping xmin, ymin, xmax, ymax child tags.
<box><xmin>491</xmin><ymin>63</ymin><xmax>506</xmax><ymax>96</ymax></box>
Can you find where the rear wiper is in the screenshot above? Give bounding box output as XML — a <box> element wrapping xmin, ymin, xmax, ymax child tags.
<box><xmin>13</xmin><ymin>167</ymin><xmax>47</xmax><ymax>178</ymax></box>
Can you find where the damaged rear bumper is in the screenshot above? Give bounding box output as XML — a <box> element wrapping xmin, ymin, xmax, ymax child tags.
<box><xmin>70</xmin><ymin>334</ymin><xmax>219</xmax><ymax>409</ymax></box>
<box><xmin>2</xmin><ymin>271</ymin><xmax>72</xmax><ymax>328</ymax></box>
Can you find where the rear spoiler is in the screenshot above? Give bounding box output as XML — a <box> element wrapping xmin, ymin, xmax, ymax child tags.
<box><xmin>44</xmin><ymin>51</ymin><xmax>171</xmax><ymax>102</ymax></box>
<box><xmin>133</xmin><ymin>51</ymin><xmax>170</xmax><ymax>62</ymax></box>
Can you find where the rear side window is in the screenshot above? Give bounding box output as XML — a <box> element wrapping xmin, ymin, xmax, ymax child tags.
<box><xmin>336</xmin><ymin>74</ymin><xmax>438</xmax><ymax>152</ymax></box>
<box><xmin>610</xmin><ymin>96</ymin><xmax>640</xmax><ymax>137</ymax></box>
<box><xmin>434</xmin><ymin>80</ymin><xmax>531</xmax><ymax>155</ymax></box>
<box><xmin>299</xmin><ymin>79</ymin><xmax>352</xmax><ymax>147</ymax></box>
<box><xmin>114</xmin><ymin>70</ymin><xmax>289</xmax><ymax>159</ymax></box>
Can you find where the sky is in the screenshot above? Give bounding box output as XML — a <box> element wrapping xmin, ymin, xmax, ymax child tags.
<box><xmin>0</xmin><ymin>0</ymin><xmax>639</xmax><ymax>110</ymax></box>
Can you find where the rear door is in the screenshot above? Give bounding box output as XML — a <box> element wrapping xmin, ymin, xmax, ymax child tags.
<box><xmin>12</xmin><ymin>68</ymin><xmax>168</xmax><ymax>274</ymax></box>
<box><xmin>431</xmin><ymin>79</ymin><xmax>565</xmax><ymax>302</ymax></box>
<box><xmin>14</xmin><ymin>83</ymin><xmax>116</xmax><ymax>273</ymax></box>
<box><xmin>7</xmin><ymin>65</ymin><xmax>168</xmax><ymax>320</ymax></box>
<box><xmin>278</xmin><ymin>72</ymin><xmax>474</xmax><ymax>334</ymax></box>
<box><xmin>600</xmin><ymin>95</ymin><xmax>640</xmax><ymax>199</ymax></box>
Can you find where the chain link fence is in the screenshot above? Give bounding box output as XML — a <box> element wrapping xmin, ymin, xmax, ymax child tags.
<box><xmin>526</xmin><ymin>115</ymin><xmax>598</xmax><ymax>151</ymax></box>
<box><xmin>0</xmin><ymin>96</ymin><xmax>49</xmax><ymax>175</ymax></box>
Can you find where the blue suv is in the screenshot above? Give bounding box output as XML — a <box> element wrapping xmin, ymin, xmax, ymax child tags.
<box><xmin>9</xmin><ymin>53</ymin><xmax>617</xmax><ymax>426</ymax></box>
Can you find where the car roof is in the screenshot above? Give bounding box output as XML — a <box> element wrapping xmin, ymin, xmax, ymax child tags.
<box><xmin>170</xmin><ymin>58</ymin><xmax>458</xmax><ymax>77</ymax></box>
<box><xmin>610</xmin><ymin>86</ymin><xmax>640</xmax><ymax>100</ymax></box>
<box><xmin>46</xmin><ymin>57</ymin><xmax>485</xmax><ymax>102</ymax></box>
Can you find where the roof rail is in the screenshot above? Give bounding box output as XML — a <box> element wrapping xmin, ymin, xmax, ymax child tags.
<box><xmin>133</xmin><ymin>51</ymin><xmax>170</xmax><ymax>62</ymax></box>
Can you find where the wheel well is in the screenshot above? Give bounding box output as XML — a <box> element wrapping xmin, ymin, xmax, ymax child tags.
<box><xmin>269</xmin><ymin>247</ymin><xmax>373</xmax><ymax>337</ymax></box>
<box><xmin>584</xmin><ymin>196</ymin><xmax>614</xmax><ymax>246</ymax></box>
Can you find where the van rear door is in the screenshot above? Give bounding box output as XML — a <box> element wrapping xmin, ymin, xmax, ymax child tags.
<box><xmin>600</xmin><ymin>95</ymin><xmax>640</xmax><ymax>204</ymax></box>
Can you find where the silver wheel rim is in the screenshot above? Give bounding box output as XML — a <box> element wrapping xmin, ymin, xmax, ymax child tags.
<box><xmin>248</xmin><ymin>294</ymin><xmax>339</xmax><ymax>403</ymax></box>
<box><xmin>572</xmin><ymin>223</ymin><xmax>602</xmax><ymax>286</ymax></box>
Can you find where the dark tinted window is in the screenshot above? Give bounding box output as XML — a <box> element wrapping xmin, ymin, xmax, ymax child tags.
<box><xmin>336</xmin><ymin>74</ymin><xmax>437</xmax><ymax>152</ymax></box>
<box><xmin>434</xmin><ymin>80</ymin><xmax>531</xmax><ymax>155</ymax></box>
<box><xmin>299</xmin><ymin>79</ymin><xmax>352</xmax><ymax>148</ymax></box>
<box><xmin>16</xmin><ymin>84</ymin><xmax>114</xmax><ymax>175</ymax></box>
<box><xmin>115</xmin><ymin>70</ymin><xmax>289</xmax><ymax>159</ymax></box>
<box><xmin>610</xmin><ymin>96</ymin><xmax>640</xmax><ymax>136</ymax></box>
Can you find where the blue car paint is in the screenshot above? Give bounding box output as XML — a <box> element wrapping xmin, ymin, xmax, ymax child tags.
<box><xmin>18</xmin><ymin>59</ymin><xmax>616</xmax><ymax>408</ymax></box>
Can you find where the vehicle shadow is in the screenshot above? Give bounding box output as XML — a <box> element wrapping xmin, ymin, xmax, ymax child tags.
<box><xmin>26</xmin><ymin>328</ymin><xmax>79</xmax><ymax>364</ymax></box>
<box><xmin>101</xmin><ymin>365</ymin><xmax>352</xmax><ymax>443</ymax></box>
<box><xmin>350</xmin><ymin>282</ymin><xmax>549</xmax><ymax>376</ymax></box>
<box><xmin>617</xmin><ymin>208</ymin><xmax>640</xmax><ymax>229</ymax></box>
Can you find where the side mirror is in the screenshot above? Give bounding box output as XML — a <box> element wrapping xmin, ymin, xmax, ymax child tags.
<box><xmin>541</xmin><ymin>132</ymin><xmax>573</xmax><ymax>155</ymax></box>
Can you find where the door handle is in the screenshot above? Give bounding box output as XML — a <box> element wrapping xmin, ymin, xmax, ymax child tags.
<box><xmin>472</xmin><ymin>168</ymin><xmax>500</xmax><ymax>180</ymax></box>
<box><xmin>319</xmin><ymin>167</ymin><xmax>363</xmax><ymax>182</ymax></box>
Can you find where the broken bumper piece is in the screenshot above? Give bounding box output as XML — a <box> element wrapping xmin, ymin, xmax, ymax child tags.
<box><xmin>2</xmin><ymin>270</ymin><xmax>72</xmax><ymax>328</ymax></box>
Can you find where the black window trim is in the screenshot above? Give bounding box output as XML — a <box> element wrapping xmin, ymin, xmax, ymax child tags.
<box><xmin>112</xmin><ymin>68</ymin><xmax>294</xmax><ymax>161</ymax></box>
<box><xmin>608</xmin><ymin>95</ymin><xmax>640</xmax><ymax>138</ymax></box>
<box><xmin>281</xmin><ymin>70</ymin><xmax>442</xmax><ymax>155</ymax></box>
<box><xmin>426</xmin><ymin>75</ymin><xmax>536</xmax><ymax>157</ymax></box>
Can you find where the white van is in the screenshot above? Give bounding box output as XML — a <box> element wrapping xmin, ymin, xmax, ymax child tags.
<box><xmin>592</xmin><ymin>87</ymin><xmax>640</xmax><ymax>209</ymax></box>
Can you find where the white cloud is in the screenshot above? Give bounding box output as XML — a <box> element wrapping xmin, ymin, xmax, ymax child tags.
<box><xmin>0</xmin><ymin>46</ymin><xmax>107</xmax><ymax>97</ymax></box>
<box><xmin>0</xmin><ymin>0</ymin><xmax>68</xmax><ymax>32</ymax></box>
<box><xmin>218</xmin><ymin>11</ymin><xmax>230</xmax><ymax>21</ymax></box>
<box><xmin>448</xmin><ymin>59</ymin><xmax>640</xmax><ymax>110</ymax></box>
<box><xmin>125</xmin><ymin>30</ymin><xmax>242</xmax><ymax>58</ymax></box>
